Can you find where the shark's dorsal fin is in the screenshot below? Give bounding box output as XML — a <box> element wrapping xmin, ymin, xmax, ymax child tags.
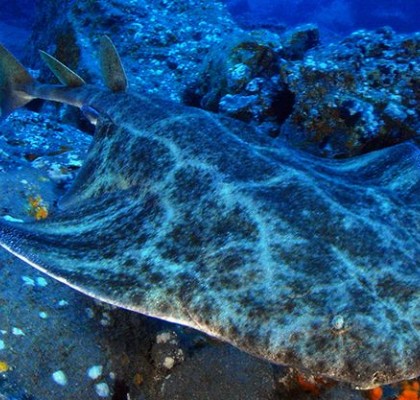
<box><xmin>39</xmin><ymin>50</ymin><xmax>86</xmax><ymax>87</ymax></box>
<box><xmin>99</xmin><ymin>36</ymin><xmax>127</xmax><ymax>92</ymax></box>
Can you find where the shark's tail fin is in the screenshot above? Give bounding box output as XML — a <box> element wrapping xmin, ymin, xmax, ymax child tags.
<box><xmin>0</xmin><ymin>35</ymin><xmax>127</xmax><ymax>121</ymax></box>
<box><xmin>0</xmin><ymin>43</ymin><xmax>35</xmax><ymax>119</ymax></box>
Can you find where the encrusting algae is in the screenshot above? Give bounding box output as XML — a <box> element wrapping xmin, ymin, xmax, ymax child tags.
<box><xmin>27</xmin><ymin>195</ymin><xmax>49</xmax><ymax>220</ymax></box>
<box><xmin>0</xmin><ymin>360</ymin><xmax>9</xmax><ymax>373</ymax></box>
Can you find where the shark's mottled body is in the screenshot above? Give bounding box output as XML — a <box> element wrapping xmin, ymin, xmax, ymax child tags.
<box><xmin>0</xmin><ymin>38</ymin><xmax>419</xmax><ymax>388</ymax></box>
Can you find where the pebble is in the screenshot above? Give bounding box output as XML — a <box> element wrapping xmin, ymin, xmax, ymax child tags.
<box><xmin>87</xmin><ymin>365</ymin><xmax>103</xmax><ymax>380</ymax></box>
<box><xmin>100</xmin><ymin>312</ymin><xmax>111</xmax><ymax>326</ymax></box>
<box><xmin>57</xmin><ymin>299</ymin><xmax>69</xmax><ymax>307</ymax></box>
<box><xmin>52</xmin><ymin>370</ymin><xmax>68</xmax><ymax>386</ymax></box>
<box><xmin>12</xmin><ymin>327</ymin><xmax>25</xmax><ymax>336</ymax></box>
<box><xmin>163</xmin><ymin>356</ymin><xmax>175</xmax><ymax>370</ymax></box>
<box><xmin>95</xmin><ymin>382</ymin><xmax>110</xmax><ymax>397</ymax></box>
<box><xmin>22</xmin><ymin>276</ymin><xmax>35</xmax><ymax>286</ymax></box>
<box><xmin>36</xmin><ymin>277</ymin><xmax>48</xmax><ymax>287</ymax></box>
<box><xmin>39</xmin><ymin>311</ymin><xmax>48</xmax><ymax>319</ymax></box>
<box><xmin>156</xmin><ymin>331</ymin><xmax>174</xmax><ymax>344</ymax></box>
<box><xmin>85</xmin><ymin>308</ymin><xmax>95</xmax><ymax>318</ymax></box>
<box><xmin>0</xmin><ymin>339</ymin><xmax>5</xmax><ymax>350</ymax></box>
<box><xmin>331</xmin><ymin>315</ymin><xmax>345</xmax><ymax>330</ymax></box>
<box><xmin>3</xmin><ymin>215</ymin><xmax>24</xmax><ymax>223</ymax></box>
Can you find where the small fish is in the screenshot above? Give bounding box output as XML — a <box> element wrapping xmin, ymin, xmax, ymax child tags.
<box><xmin>0</xmin><ymin>36</ymin><xmax>418</xmax><ymax>389</ymax></box>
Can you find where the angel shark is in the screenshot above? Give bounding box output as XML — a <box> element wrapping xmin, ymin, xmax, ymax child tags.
<box><xmin>0</xmin><ymin>37</ymin><xmax>419</xmax><ymax>389</ymax></box>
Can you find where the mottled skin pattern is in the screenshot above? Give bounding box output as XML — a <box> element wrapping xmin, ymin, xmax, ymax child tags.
<box><xmin>0</xmin><ymin>87</ymin><xmax>419</xmax><ymax>388</ymax></box>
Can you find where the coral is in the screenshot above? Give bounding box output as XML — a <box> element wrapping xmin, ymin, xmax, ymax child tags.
<box><xmin>296</xmin><ymin>373</ymin><xmax>321</xmax><ymax>396</ymax></box>
<box><xmin>397</xmin><ymin>380</ymin><xmax>420</xmax><ymax>400</ymax></box>
<box><xmin>0</xmin><ymin>360</ymin><xmax>9</xmax><ymax>373</ymax></box>
<box><xmin>27</xmin><ymin>195</ymin><xmax>49</xmax><ymax>220</ymax></box>
<box><xmin>365</xmin><ymin>386</ymin><xmax>383</xmax><ymax>400</ymax></box>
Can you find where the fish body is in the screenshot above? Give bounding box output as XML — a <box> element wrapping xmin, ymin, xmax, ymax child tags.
<box><xmin>0</xmin><ymin>37</ymin><xmax>419</xmax><ymax>389</ymax></box>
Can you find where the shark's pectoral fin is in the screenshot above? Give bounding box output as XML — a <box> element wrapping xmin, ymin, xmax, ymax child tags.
<box><xmin>0</xmin><ymin>188</ymin><xmax>183</xmax><ymax>321</ymax></box>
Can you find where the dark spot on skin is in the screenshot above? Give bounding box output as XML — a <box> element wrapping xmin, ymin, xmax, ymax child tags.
<box><xmin>245</xmin><ymin>270</ymin><xmax>259</xmax><ymax>282</ymax></box>
<box><xmin>160</xmin><ymin>302</ymin><xmax>172</xmax><ymax>314</ymax></box>
<box><xmin>112</xmin><ymin>134</ymin><xmax>174</xmax><ymax>185</ymax></box>
<box><xmin>399</xmin><ymin>321</ymin><xmax>412</xmax><ymax>334</ymax></box>
<box><xmin>102</xmin><ymin>272</ymin><xmax>148</xmax><ymax>293</ymax></box>
<box><xmin>171</xmin><ymin>167</ymin><xmax>214</xmax><ymax>203</ymax></box>
<box><xmin>343</xmin><ymin>358</ymin><xmax>359</xmax><ymax>376</ymax></box>
<box><xmin>283</xmin><ymin>348</ymin><xmax>299</xmax><ymax>363</ymax></box>
<box><xmin>212</xmin><ymin>205</ymin><xmax>259</xmax><ymax>241</ymax></box>
<box><xmin>384</xmin><ymin>308</ymin><xmax>398</xmax><ymax>323</ymax></box>
<box><xmin>243</xmin><ymin>331</ymin><xmax>258</xmax><ymax>348</ymax></box>
<box><xmin>128</xmin><ymin>292</ymin><xmax>145</xmax><ymax>305</ymax></box>
<box><xmin>176</xmin><ymin>272</ymin><xmax>198</xmax><ymax>303</ymax></box>
<box><xmin>149</xmin><ymin>272</ymin><xmax>164</xmax><ymax>284</ymax></box>
<box><xmin>197</xmin><ymin>302</ymin><xmax>215</xmax><ymax>316</ymax></box>
<box><xmin>227</xmin><ymin>324</ymin><xmax>240</xmax><ymax>338</ymax></box>
<box><xmin>140</xmin><ymin>262</ymin><xmax>153</xmax><ymax>273</ymax></box>
<box><xmin>164</xmin><ymin>286</ymin><xmax>177</xmax><ymax>296</ymax></box>
<box><xmin>239</xmin><ymin>293</ymin><xmax>254</xmax><ymax>308</ymax></box>
<box><xmin>136</xmin><ymin>235</ymin><xmax>148</xmax><ymax>245</ymax></box>
<box><xmin>123</xmin><ymin>258</ymin><xmax>137</xmax><ymax>267</ymax></box>
<box><xmin>376</xmin><ymin>274</ymin><xmax>416</xmax><ymax>305</ymax></box>
<box><xmin>281</xmin><ymin>300</ymin><xmax>296</xmax><ymax>313</ymax></box>
<box><xmin>247</xmin><ymin>305</ymin><xmax>270</xmax><ymax>321</ymax></box>
<box><xmin>315</xmin><ymin>359</ymin><xmax>327</xmax><ymax>372</ymax></box>
<box><xmin>218</xmin><ymin>253</ymin><xmax>246</xmax><ymax>272</ymax></box>
<box><xmin>310</xmin><ymin>334</ymin><xmax>329</xmax><ymax>352</ymax></box>
<box><xmin>102</xmin><ymin>249</ymin><xmax>117</xmax><ymax>259</ymax></box>
<box><xmin>212</xmin><ymin>274</ymin><xmax>242</xmax><ymax>290</ymax></box>
<box><xmin>289</xmin><ymin>332</ymin><xmax>302</xmax><ymax>343</ymax></box>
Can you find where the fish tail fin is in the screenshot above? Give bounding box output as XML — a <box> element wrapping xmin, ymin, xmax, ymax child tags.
<box><xmin>0</xmin><ymin>43</ymin><xmax>35</xmax><ymax>119</ymax></box>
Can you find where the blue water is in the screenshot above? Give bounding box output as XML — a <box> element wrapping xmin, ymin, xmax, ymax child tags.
<box><xmin>226</xmin><ymin>0</ymin><xmax>420</xmax><ymax>36</ymax></box>
<box><xmin>1</xmin><ymin>0</ymin><xmax>419</xmax><ymax>57</ymax></box>
<box><xmin>0</xmin><ymin>0</ymin><xmax>35</xmax><ymax>56</ymax></box>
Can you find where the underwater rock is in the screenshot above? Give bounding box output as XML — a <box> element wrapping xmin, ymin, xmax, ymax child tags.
<box><xmin>281</xmin><ymin>28</ymin><xmax>420</xmax><ymax>157</ymax></box>
<box><xmin>191</xmin><ymin>26</ymin><xmax>419</xmax><ymax>157</ymax></box>
<box><xmin>28</xmin><ymin>2</ymin><xmax>417</xmax><ymax>157</ymax></box>
<box><xmin>27</xmin><ymin>0</ymin><xmax>239</xmax><ymax>102</ymax></box>
<box><xmin>278</xmin><ymin>23</ymin><xmax>320</xmax><ymax>60</ymax></box>
<box><xmin>186</xmin><ymin>30</ymin><xmax>294</xmax><ymax>132</ymax></box>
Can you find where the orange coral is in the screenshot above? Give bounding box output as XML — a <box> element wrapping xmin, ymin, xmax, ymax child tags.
<box><xmin>296</xmin><ymin>374</ymin><xmax>321</xmax><ymax>396</ymax></box>
<box><xmin>27</xmin><ymin>195</ymin><xmax>49</xmax><ymax>220</ymax></box>
<box><xmin>365</xmin><ymin>386</ymin><xmax>383</xmax><ymax>400</ymax></box>
<box><xmin>398</xmin><ymin>391</ymin><xmax>418</xmax><ymax>400</ymax></box>
<box><xmin>398</xmin><ymin>380</ymin><xmax>420</xmax><ymax>400</ymax></box>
